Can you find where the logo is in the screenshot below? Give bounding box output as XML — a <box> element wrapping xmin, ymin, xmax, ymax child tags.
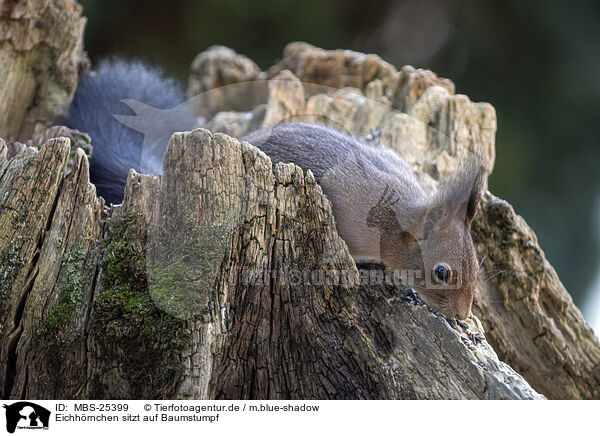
<box><xmin>3</xmin><ymin>402</ymin><xmax>50</xmax><ymax>433</ymax></box>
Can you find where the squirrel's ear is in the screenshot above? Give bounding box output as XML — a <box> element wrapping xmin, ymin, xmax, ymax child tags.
<box><xmin>426</xmin><ymin>161</ymin><xmax>487</xmax><ymax>232</ymax></box>
<box><xmin>465</xmin><ymin>167</ymin><xmax>486</xmax><ymax>228</ymax></box>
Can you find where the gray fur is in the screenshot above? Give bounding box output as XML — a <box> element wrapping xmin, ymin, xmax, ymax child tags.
<box><xmin>243</xmin><ymin>123</ymin><xmax>427</xmax><ymax>258</ymax></box>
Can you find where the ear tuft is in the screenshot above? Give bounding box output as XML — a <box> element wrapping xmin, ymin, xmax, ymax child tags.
<box><xmin>428</xmin><ymin>160</ymin><xmax>487</xmax><ymax>231</ymax></box>
<box><xmin>465</xmin><ymin>167</ymin><xmax>486</xmax><ymax>228</ymax></box>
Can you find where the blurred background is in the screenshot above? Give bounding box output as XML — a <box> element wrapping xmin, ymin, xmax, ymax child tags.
<box><xmin>79</xmin><ymin>0</ymin><xmax>600</xmax><ymax>331</ymax></box>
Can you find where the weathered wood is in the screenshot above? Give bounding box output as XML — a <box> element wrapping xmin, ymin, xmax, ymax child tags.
<box><xmin>187</xmin><ymin>45</ymin><xmax>264</xmax><ymax>118</ymax></box>
<box><xmin>472</xmin><ymin>194</ymin><xmax>600</xmax><ymax>399</ymax></box>
<box><xmin>0</xmin><ymin>0</ymin><xmax>87</xmax><ymax>141</ymax></box>
<box><xmin>0</xmin><ymin>136</ymin><xmax>101</xmax><ymax>398</ymax></box>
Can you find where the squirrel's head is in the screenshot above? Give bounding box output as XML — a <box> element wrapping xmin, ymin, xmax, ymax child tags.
<box><xmin>376</xmin><ymin>163</ymin><xmax>485</xmax><ymax>320</ymax></box>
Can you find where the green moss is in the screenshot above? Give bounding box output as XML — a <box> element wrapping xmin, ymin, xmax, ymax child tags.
<box><xmin>0</xmin><ymin>244</ymin><xmax>27</xmax><ymax>332</ymax></box>
<box><xmin>45</xmin><ymin>247</ymin><xmax>87</xmax><ymax>334</ymax></box>
<box><xmin>91</xmin><ymin>213</ymin><xmax>189</xmax><ymax>397</ymax></box>
<box><xmin>149</xmin><ymin>223</ymin><xmax>226</xmax><ymax>318</ymax></box>
<box><xmin>65</xmin><ymin>131</ymin><xmax>92</xmax><ymax>174</ymax></box>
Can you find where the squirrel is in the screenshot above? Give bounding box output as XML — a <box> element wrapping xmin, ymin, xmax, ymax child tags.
<box><xmin>64</xmin><ymin>60</ymin><xmax>485</xmax><ymax>320</ymax></box>
<box><xmin>244</xmin><ymin>123</ymin><xmax>485</xmax><ymax>320</ymax></box>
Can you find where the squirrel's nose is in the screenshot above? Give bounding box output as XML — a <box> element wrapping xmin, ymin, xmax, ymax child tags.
<box><xmin>456</xmin><ymin>307</ymin><xmax>471</xmax><ymax>320</ymax></box>
<box><xmin>453</xmin><ymin>288</ymin><xmax>474</xmax><ymax>320</ymax></box>
<box><xmin>454</xmin><ymin>299</ymin><xmax>472</xmax><ymax>320</ymax></box>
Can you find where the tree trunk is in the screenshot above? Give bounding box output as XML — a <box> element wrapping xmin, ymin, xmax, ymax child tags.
<box><xmin>0</xmin><ymin>0</ymin><xmax>87</xmax><ymax>141</ymax></box>
<box><xmin>0</xmin><ymin>14</ymin><xmax>598</xmax><ymax>399</ymax></box>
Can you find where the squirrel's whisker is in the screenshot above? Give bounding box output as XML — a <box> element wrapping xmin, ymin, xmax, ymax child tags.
<box><xmin>479</xmin><ymin>255</ymin><xmax>487</xmax><ymax>268</ymax></box>
<box><xmin>479</xmin><ymin>268</ymin><xmax>505</xmax><ymax>276</ymax></box>
<box><xmin>483</xmin><ymin>270</ymin><xmax>505</xmax><ymax>282</ymax></box>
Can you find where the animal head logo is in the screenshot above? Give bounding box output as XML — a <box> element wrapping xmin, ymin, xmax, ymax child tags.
<box><xmin>3</xmin><ymin>402</ymin><xmax>50</xmax><ymax>433</ymax></box>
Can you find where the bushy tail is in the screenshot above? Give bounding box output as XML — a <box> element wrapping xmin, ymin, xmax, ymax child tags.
<box><xmin>64</xmin><ymin>59</ymin><xmax>197</xmax><ymax>204</ymax></box>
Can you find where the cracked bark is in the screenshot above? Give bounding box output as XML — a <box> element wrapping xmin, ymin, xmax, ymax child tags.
<box><xmin>472</xmin><ymin>194</ymin><xmax>600</xmax><ymax>399</ymax></box>
<box><xmin>0</xmin><ymin>0</ymin><xmax>88</xmax><ymax>141</ymax></box>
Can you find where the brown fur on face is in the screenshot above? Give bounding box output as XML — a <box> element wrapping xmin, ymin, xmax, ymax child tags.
<box><xmin>370</xmin><ymin>163</ymin><xmax>485</xmax><ymax>320</ymax></box>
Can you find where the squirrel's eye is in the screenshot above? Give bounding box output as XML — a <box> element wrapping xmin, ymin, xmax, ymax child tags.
<box><xmin>434</xmin><ymin>264</ymin><xmax>451</xmax><ymax>283</ymax></box>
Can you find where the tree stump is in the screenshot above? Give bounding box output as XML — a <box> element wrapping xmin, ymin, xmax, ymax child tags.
<box><xmin>0</xmin><ymin>10</ymin><xmax>598</xmax><ymax>399</ymax></box>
